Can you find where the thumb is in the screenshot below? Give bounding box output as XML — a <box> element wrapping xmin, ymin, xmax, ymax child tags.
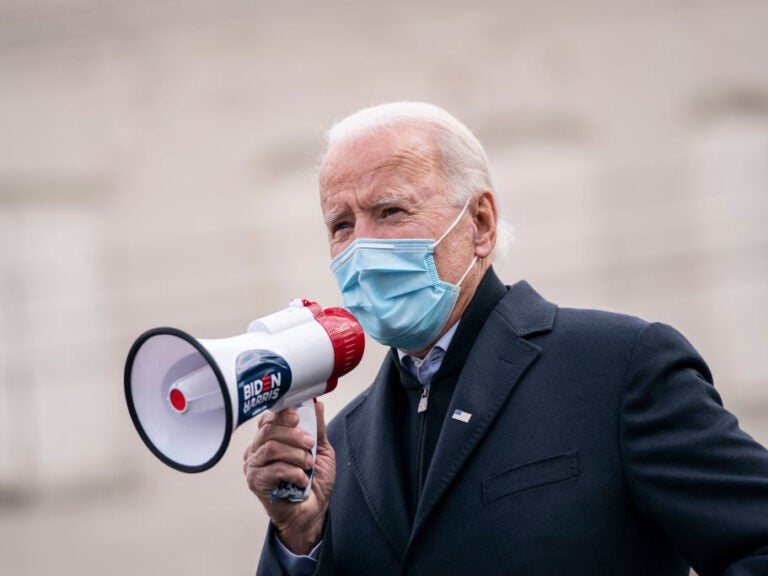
<box><xmin>315</xmin><ymin>400</ymin><xmax>329</xmax><ymax>446</ymax></box>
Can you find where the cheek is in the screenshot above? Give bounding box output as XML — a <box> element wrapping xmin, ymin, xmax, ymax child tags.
<box><xmin>433</xmin><ymin>230</ymin><xmax>475</xmax><ymax>283</ymax></box>
<box><xmin>433</xmin><ymin>247</ymin><xmax>465</xmax><ymax>284</ymax></box>
<box><xmin>329</xmin><ymin>239</ymin><xmax>351</xmax><ymax>259</ymax></box>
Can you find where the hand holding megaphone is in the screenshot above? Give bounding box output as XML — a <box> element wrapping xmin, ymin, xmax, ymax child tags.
<box><xmin>124</xmin><ymin>299</ymin><xmax>364</xmax><ymax>502</ymax></box>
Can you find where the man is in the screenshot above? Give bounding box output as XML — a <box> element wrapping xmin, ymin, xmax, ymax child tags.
<box><xmin>243</xmin><ymin>102</ymin><xmax>768</xmax><ymax>575</ymax></box>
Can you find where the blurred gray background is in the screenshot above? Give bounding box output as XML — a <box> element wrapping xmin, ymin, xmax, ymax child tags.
<box><xmin>1</xmin><ymin>0</ymin><xmax>767</xmax><ymax>574</ymax></box>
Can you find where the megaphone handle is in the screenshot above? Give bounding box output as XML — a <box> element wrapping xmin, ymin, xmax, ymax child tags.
<box><xmin>270</xmin><ymin>399</ymin><xmax>317</xmax><ymax>503</ymax></box>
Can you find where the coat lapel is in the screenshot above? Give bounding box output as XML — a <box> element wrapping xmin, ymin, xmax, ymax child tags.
<box><xmin>412</xmin><ymin>281</ymin><xmax>557</xmax><ymax>535</ymax></box>
<box><xmin>343</xmin><ymin>358</ymin><xmax>411</xmax><ymax>559</ymax></box>
<box><xmin>341</xmin><ymin>281</ymin><xmax>557</xmax><ymax>554</ymax></box>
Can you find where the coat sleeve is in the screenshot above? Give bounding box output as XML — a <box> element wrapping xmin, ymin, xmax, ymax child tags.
<box><xmin>255</xmin><ymin>525</ymin><xmax>289</xmax><ymax>576</ymax></box>
<box><xmin>620</xmin><ymin>322</ymin><xmax>768</xmax><ymax>576</ymax></box>
<box><xmin>256</xmin><ymin>514</ymin><xmax>335</xmax><ymax>576</ymax></box>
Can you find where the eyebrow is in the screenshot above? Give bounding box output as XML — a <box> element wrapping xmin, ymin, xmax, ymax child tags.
<box><xmin>323</xmin><ymin>211</ymin><xmax>345</xmax><ymax>227</ymax></box>
<box><xmin>370</xmin><ymin>194</ymin><xmax>408</xmax><ymax>210</ymax></box>
<box><xmin>323</xmin><ymin>193</ymin><xmax>413</xmax><ymax>227</ymax></box>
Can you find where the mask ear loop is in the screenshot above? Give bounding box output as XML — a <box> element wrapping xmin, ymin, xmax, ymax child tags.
<box><xmin>432</xmin><ymin>200</ymin><xmax>471</xmax><ymax>248</ymax></box>
<box><xmin>432</xmin><ymin>200</ymin><xmax>478</xmax><ymax>288</ymax></box>
<box><xmin>456</xmin><ymin>255</ymin><xmax>478</xmax><ymax>287</ymax></box>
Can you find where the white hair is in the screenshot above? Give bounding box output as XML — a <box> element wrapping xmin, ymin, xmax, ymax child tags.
<box><xmin>325</xmin><ymin>102</ymin><xmax>492</xmax><ymax>206</ymax></box>
<box><xmin>323</xmin><ymin>102</ymin><xmax>514</xmax><ymax>259</ymax></box>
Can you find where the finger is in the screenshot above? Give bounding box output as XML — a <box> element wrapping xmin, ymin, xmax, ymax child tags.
<box><xmin>258</xmin><ymin>416</ymin><xmax>315</xmax><ymax>450</ymax></box>
<box><xmin>315</xmin><ymin>400</ymin><xmax>329</xmax><ymax>446</ymax></box>
<box><xmin>244</xmin><ymin>447</ymin><xmax>314</xmax><ymax>492</ymax></box>
<box><xmin>248</xmin><ymin>438</ymin><xmax>314</xmax><ymax>470</ymax></box>
<box><xmin>244</xmin><ymin>412</ymin><xmax>314</xmax><ymax>470</ymax></box>
<box><xmin>258</xmin><ymin>408</ymin><xmax>300</xmax><ymax>429</ymax></box>
<box><xmin>245</xmin><ymin>461</ymin><xmax>312</xmax><ymax>495</ymax></box>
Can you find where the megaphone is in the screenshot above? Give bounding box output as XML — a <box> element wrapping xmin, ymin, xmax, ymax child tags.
<box><xmin>124</xmin><ymin>299</ymin><xmax>364</xmax><ymax>500</ymax></box>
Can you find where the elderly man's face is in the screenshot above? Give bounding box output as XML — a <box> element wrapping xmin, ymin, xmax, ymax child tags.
<box><xmin>319</xmin><ymin>124</ymin><xmax>476</xmax><ymax>287</ymax></box>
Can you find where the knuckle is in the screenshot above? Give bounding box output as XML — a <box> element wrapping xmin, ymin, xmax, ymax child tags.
<box><xmin>260</xmin><ymin>440</ymin><xmax>279</xmax><ymax>461</ymax></box>
<box><xmin>257</xmin><ymin>410</ymin><xmax>275</xmax><ymax>428</ymax></box>
<box><xmin>243</xmin><ymin>442</ymin><xmax>256</xmax><ymax>461</ymax></box>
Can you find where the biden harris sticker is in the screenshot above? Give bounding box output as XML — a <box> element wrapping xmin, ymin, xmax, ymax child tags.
<box><xmin>235</xmin><ymin>350</ymin><xmax>292</xmax><ymax>425</ymax></box>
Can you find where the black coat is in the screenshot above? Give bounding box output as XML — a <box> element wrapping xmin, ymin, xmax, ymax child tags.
<box><xmin>259</xmin><ymin>277</ymin><xmax>768</xmax><ymax>575</ymax></box>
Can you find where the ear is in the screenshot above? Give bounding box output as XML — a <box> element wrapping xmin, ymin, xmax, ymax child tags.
<box><xmin>472</xmin><ymin>190</ymin><xmax>497</xmax><ymax>259</ymax></box>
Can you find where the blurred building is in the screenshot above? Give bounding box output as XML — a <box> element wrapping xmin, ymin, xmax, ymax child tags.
<box><xmin>0</xmin><ymin>1</ymin><xmax>766</xmax><ymax>574</ymax></box>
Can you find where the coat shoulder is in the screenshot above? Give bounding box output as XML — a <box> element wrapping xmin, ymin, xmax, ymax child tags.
<box><xmin>498</xmin><ymin>280</ymin><xmax>651</xmax><ymax>346</ymax></box>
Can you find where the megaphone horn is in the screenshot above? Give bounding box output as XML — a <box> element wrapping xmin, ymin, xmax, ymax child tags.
<box><xmin>124</xmin><ymin>299</ymin><xmax>365</xmax><ymax>487</ymax></box>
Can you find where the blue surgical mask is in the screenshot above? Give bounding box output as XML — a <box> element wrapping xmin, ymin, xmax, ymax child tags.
<box><xmin>330</xmin><ymin>202</ymin><xmax>477</xmax><ymax>352</ymax></box>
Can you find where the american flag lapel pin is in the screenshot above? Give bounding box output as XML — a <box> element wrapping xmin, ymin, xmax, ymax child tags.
<box><xmin>452</xmin><ymin>409</ymin><xmax>472</xmax><ymax>423</ymax></box>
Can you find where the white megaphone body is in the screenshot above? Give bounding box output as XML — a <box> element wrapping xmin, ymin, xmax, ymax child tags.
<box><xmin>124</xmin><ymin>299</ymin><xmax>364</xmax><ymax>501</ymax></box>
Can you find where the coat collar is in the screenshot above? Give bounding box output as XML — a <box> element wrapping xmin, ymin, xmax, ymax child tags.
<box><xmin>498</xmin><ymin>279</ymin><xmax>557</xmax><ymax>338</ymax></box>
<box><xmin>342</xmin><ymin>279</ymin><xmax>557</xmax><ymax>557</ymax></box>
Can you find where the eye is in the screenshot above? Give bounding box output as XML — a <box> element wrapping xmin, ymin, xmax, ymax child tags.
<box><xmin>381</xmin><ymin>206</ymin><xmax>403</xmax><ymax>218</ymax></box>
<box><xmin>331</xmin><ymin>220</ymin><xmax>352</xmax><ymax>235</ymax></box>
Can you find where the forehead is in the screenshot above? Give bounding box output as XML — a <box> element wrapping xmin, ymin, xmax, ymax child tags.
<box><xmin>319</xmin><ymin>125</ymin><xmax>442</xmax><ymax>206</ymax></box>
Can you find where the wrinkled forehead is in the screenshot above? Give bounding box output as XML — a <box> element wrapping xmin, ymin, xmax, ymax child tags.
<box><xmin>319</xmin><ymin>124</ymin><xmax>442</xmax><ymax>196</ymax></box>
